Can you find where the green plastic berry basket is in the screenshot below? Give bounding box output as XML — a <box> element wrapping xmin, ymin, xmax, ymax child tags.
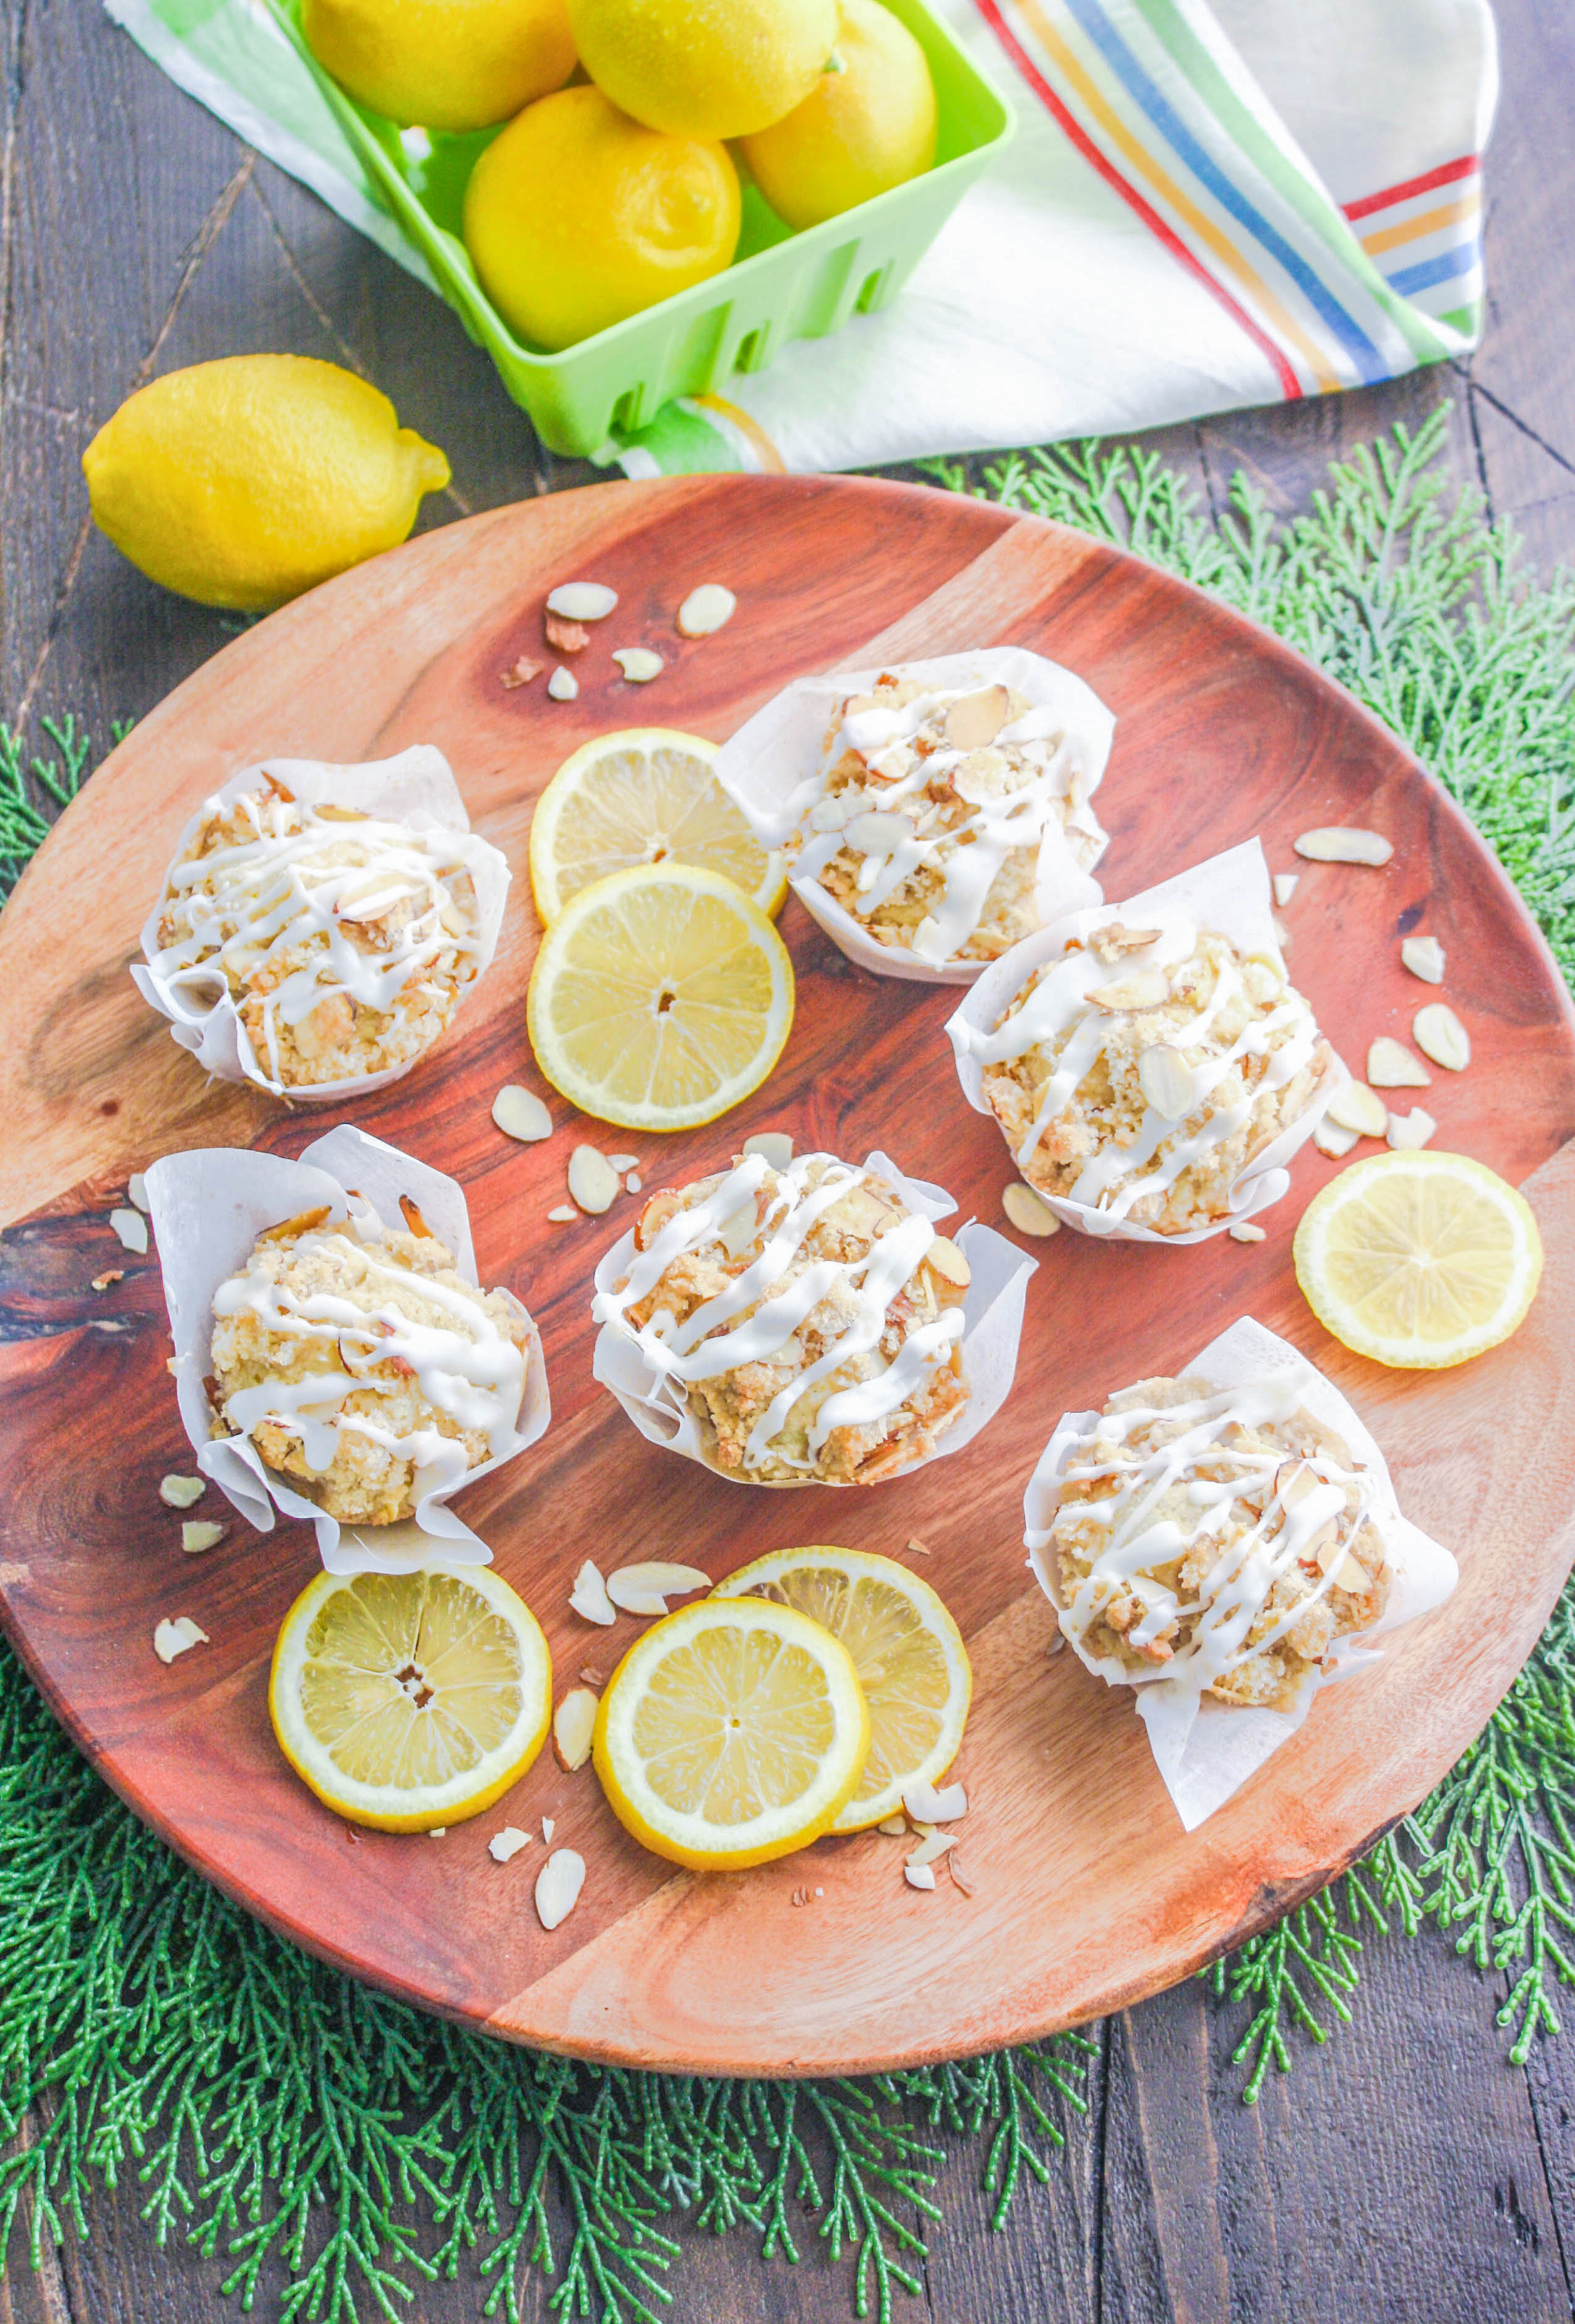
<box><xmin>262</xmin><ymin>0</ymin><xmax>1015</xmax><ymax>460</ymax></box>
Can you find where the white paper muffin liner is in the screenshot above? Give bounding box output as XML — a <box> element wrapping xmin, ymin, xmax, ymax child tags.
<box><xmin>131</xmin><ymin>747</ymin><xmax>512</xmax><ymax>1101</ymax></box>
<box><xmin>946</xmin><ymin>839</ymin><xmax>1344</xmax><ymax>1243</ymax></box>
<box><xmin>143</xmin><ymin>1124</ymin><xmax>551</xmax><ymax>1576</ymax></box>
<box><xmin>711</xmin><ymin>649</ymin><xmax>1116</xmax><ymax>985</ymax></box>
<box><xmin>591</xmin><ymin>1151</ymin><xmax>1037</xmax><ymax>1487</ymax></box>
<box><xmin>1023</xmin><ymin>1315</ymin><xmax>1458</xmax><ymax>1830</ymax></box>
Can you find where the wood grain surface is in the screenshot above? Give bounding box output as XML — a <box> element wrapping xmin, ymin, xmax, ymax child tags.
<box><xmin>1</xmin><ymin>473</ymin><xmax>1571</xmax><ymax>2079</ymax></box>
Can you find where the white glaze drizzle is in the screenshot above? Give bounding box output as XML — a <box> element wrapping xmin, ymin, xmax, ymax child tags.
<box><xmin>774</xmin><ymin>682</ymin><xmax>1098</xmax><ymax>965</ymax></box>
<box><xmin>215</xmin><ymin>1223</ymin><xmax>525</xmax><ymax>1482</ymax></box>
<box><xmin>953</xmin><ymin>908</ymin><xmax>1318</xmax><ymax>1219</ymax></box>
<box><xmin>153</xmin><ymin>789</ymin><xmax>481</xmax><ymax>1085</ymax></box>
<box><xmin>1027</xmin><ymin>1373</ymin><xmax>1383</xmax><ymax>1693</ymax></box>
<box><xmin>592</xmin><ymin>1155</ymin><xmax>964</xmax><ymax>1473</ymax></box>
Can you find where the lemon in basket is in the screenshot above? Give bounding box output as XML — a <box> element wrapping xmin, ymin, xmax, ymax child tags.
<box><xmin>740</xmin><ymin>0</ymin><xmax>938</xmax><ymax>231</ymax></box>
<box><xmin>301</xmin><ymin>0</ymin><xmax>575</xmax><ymax>131</ymax></box>
<box><xmin>269</xmin><ymin>1565</ymin><xmax>552</xmax><ymax>1831</ymax></box>
<box><xmin>526</xmin><ymin>860</ymin><xmax>794</xmax><ymax>1130</ymax></box>
<box><xmin>711</xmin><ymin>1547</ymin><xmax>971</xmax><ymax>1832</ymax></box>
<box><xmin>82</xmin><ymin>356</ymin><xmax>450</xmax><ymax>611</ymax></box>
<box><xmin>529</xmin><ymin>729</ymin><xmax>784</xmax><ymax>921</ymax></box>
<box><xmin>463</xmin><ymin>85</ymin><xmax>740</xmax><ymax>350</ymax></box>
<box><xmin>569</xmin><ymin>0</ymin><xmax>838</xmax><ymax>140</ymax></box>
<box><xmin>1294</xmin><ymin>1149</ymin><xmax>1543</xmax><ymax>1369</ymax></box>
<box><xmin>593</xmin><ymin>1596</ymin><xmax>870</xmax><ymax>1868</ymax></box>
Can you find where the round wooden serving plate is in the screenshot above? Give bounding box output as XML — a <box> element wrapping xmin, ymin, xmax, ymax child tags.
<box><xmin>2</xmin><ymin>476</ymin><xmax>1573</xmax><ymax>2077</ymax></box>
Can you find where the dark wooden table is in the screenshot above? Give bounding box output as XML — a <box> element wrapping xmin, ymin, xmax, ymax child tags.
<box><xmin>4</xmin><ymin>3</ymin><xmax>1574</xmax><ymax>2319</ymax></box>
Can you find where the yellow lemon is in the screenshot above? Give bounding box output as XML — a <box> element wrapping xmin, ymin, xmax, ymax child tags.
<box><xmin>1294</xmin><ymin>1149</ymin><xmax>1543</xmax><ymax>1369</ymax></box>
<box><xmin>711</xmin><ymin>1547</ymin><xmax>971</xmax><ymax>1832</ymax></box>
<box><xmin>593</xmin><ymin>1596</ymin><xmax>870</xmax><ymax>1869</ymax></box>
<box><xmin>529</xmin><ymin>728</ymin><xmax>785</xmax><ymax>920</ymax></box>
<box><xmin>268</xmin><ymin>1565</ymin><xmax>553</xmax><ymax>1833</ymax></box>
<box><xmin>463</xmin><ymin>85</ymin><xmax>740</xmax><ymax>349</ymax></box>
<box><xmin>82</xmin><ymin>356</ymin><xmax>450</xmax><ymax>613</ymax></box>
<box><xmin>301</xmin><ymin>0</ymin><xmax>576</xmax><ymax>131</ymax></box>
<box><xmin>567</xmin><ymin>0</ymin><xmax>837</xmax><ymax>139</ymax></box>
<box><xmin>740</xmin><ymin>0</ymin><xmax>937</xmax><ymax>229</ymax></box>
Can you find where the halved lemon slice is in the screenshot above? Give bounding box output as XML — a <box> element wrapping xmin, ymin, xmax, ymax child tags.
<box><xmin>1294</xmin><ymin>1150</ymin><xmax>1543</xmax><ymax>1369</ymax></box>
<box><xmin>592</xmin><ymin>1597</ymin><xmax>870</xmax><ymax>1869</ymax></box>
<box><xmin>711</xmin><ymin>1547</ymin><xmax>971</xmax><ymax>1833</ymax></box>
<box><xmin>529</xmin><ymin>729</ymin><xmax>785</xmax><ymax>922</ymax></box>
<box><xmin>268</xmin><ymin>1565</ymin><xmax>552</xmax><ymax>1831</ymax></box>
<box><xmin>527</xmin><ymin>861</ymin><xmax>795</xmax><ymax>1132</ymax></box>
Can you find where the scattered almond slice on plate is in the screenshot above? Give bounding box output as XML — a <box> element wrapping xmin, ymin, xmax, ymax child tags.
<box><xmin>127</xmin><ymin>1173</ymin><xmax>150</xmax><ymax>1212</ymax></box>
<box><xmin>904</xmin><ymin>1862</ymin><xmax>937</xmax><ymax>1891</ymax></box>
<box><xmin>544</xmin><ymin>613</ymin><xmax>589</xmax><ymax>654</ymax></box>
<box><xmin>1002</xmin><ymin>1182</ymin><xmax>1060</xmax><ymax>1237</ymax></box>
<box><xmin>742</xmin><ymin>1130</ymin><xmax>794</xmax><ymax>1169</ymax></box>
<box><xmin>606</xmin><ymin>1561</ymin><xmax>710</xmax><ymax>1616</ymax></box>
<box><xmin>154</xmin><ymin>1616</ymin><xmax>208</xmax><ymax>1664</ymax></box>
<box><xmin>489</xmin><ymin>1826</ymin><xmax>531</xmax><ymax>1864</ymax></box>
<box><xmin>1293</xmin><ymin>827</ymin><xmax>1393</xmax><ymax>864</ymax></box>
<box><xmin>534</xmin><ymin>1849</ymin><xmax>586</xmax><ymax>1931</ymax></box>
<box><xmin>547</xmin><ymin>668</ymin><xmax>578</xmax><ymax>702</ymax></box>
<box><xmin>1401</xmin><ymin>935</ymin><xmax>1446</xmax><ymax>983</ymax></box>
<box><xmin>1272</xmin><ymin>873</ymin><xmax>1299</xmax><ymax>907</ymax></box>
<box><xmin>547</xmin><ymin>1204</ymin><xmax>578</xmax><ymax>1224</ymax></box>
<box><xmin>552</xmin><ymin>1686</ymin><xmax>599</xmax><ymax>1770</ymax></box>
<box><xmin>569</xmin><ymin>1147</ymin><xmax>620</xmax><ymax>1213</ymax></box>
<box><xmin>110</xmin><ymin>1208</ymin><xmax>149</xmax><ymax>1254</ymax></box>
<box><xmin>1229</xmin><ymin>1222</ymin><xmax>1266</xmax><ymax>1243</ymax></box>
<box><xmin>182</xmin><ymin>1521</ymin><xmax>224</xmax><ymax>1554</ymax></box>
<box><xmin>1414</xmin><ymin>1002</ymin><xmax>1470</xmax><ymax>1072</ymax></box>
<box><xmin>1326</xmin><ymin>1079</ymin><xmax>1389</xmax><ymax>1138</ymax></box>
<box><xmin>613</xmin><ymin>648</ymin><xmax>663</xmax><ymax>683</ymax></box>
<box><xmin>906</xmin><ymin>1830</ymin><xmax>958</xmax><ymax>1869</ymax></box>
<box><xmin>542</xmin><ymin>1816</ymin><xmax>555</xmax><ymax>1843</ymax></box>
<box><xmin>501</xmin><ymin>656</ymin><xmax>542</xmax><ymax>690</ymax></box>
<box><xmin>160</xmin><ymin>1474</ymin><xmax>205</xmax><ymax>1508</ymax></box>
<box><xmin>569</xmin><ymin>1560</ymin><xmax>617</xmax><ymax>1626</ymax></box>
<box><xmin>1315</xmin><ymin>1119</ymin><xmax>1360</xmax><ymax>1158</ymax></box>
<box><xmin>547</xmin><ymin>582</ymin><xmax>617</xmax><ymax>621</ymax></box>
<box><xmin>676</xmin><ymin>584</ymin><xmax>736</xmax><ymax>637</ymax></box>
<box><xmin>903</xmin><ymin>1779</ymin><xmax>968</xmax><ymax>1824</ymax></box>
<box><xmin>1367</xmin><ymin>1036</ymin><xmax>1431</xmax><ymax>1088</ymax></box>
<box><xmin>494</xmin><ymin>1085</ymin><xmax>553</xmax><ymax>1142</ymax></box>
<box><xmin>1388</xmin><ymin>1106</ymin><xmax>1437</xmax><ymax>1150</ymax></box>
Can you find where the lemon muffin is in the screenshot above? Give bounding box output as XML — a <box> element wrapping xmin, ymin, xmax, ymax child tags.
<box><xmin>789</xmin><ymin>672</ymin><xmax>1107</xmax><ymax>966</ymax></box>
<box><xmin>147</xmin><ymin>776</ymin><xmax>487</xmax><ymax>1090</ymax></box>
<box><xmin>1048</xmin><ymin>1371</ymin><xmax>1391</xmax><ymax>1710</ymax></box>
<box><xmin>593</xmin><ymin>1151</ymin><xmax>971</xmax><ymax>1483</ymax></box>
<box><xmin>964</xmin><ymin>913</ymin><xmax>1333</xmax><ymax>1233</ymax></box>
<box><xmin>210</xmin><ymin>1203</ymin><xmax>532</xmax><ymax>1525</ymax></box>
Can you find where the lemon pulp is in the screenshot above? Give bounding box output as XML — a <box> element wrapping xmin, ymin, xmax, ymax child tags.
<box><xmin>530</xmin><ymin>729</ymin><xmax>784</xmax><ymax>921</ymax></box>
<box><xmin>713</xmin><ymin>1547</ymin><xmax>971</xmax><ymax>1831</ymax></box>
<box><xmin>1294</xmin><ymin>1149</ymin><xmax>1543</xmax><ymax>1369</ymax></box>
<box><xmin>526</xmin><ymin>861</ymin><xmax>794</xmax><ymax>1130</ymax></box>
<box><xmin>268</xmin><ymin>1565</ymin><xmax>552</xmax><ymax>1831</ymax></box>
<box><xmin>592</xmin><ymin>1597</ymin><xmax>870</xmax><ymax>1868</ymax></box>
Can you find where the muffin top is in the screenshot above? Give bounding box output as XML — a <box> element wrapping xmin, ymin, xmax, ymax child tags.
<box><xmin>1048</xmin><ymin>1370</ymin><xmax>1391</xmax><ymax>1713</ymax></box>
<box><xmin>593</xmin><ymin>1151</ymin><xmax>972</xmax><ymax>1484</ymax></box>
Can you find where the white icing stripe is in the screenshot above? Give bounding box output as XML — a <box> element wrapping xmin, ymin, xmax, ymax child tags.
<box><xmin>590</xmin><ymin>1156</ymin><xmax>964</xmax><ymax>1474</ymax></box>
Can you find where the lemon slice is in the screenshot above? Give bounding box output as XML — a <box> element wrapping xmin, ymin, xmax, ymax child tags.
<box><xmin>530</xmin><ymin>729</ymin><xmax>785</xmax><ymax>922</ymax></box>
<box><xmin>1294</xmin><ymin>1150</ymin><xmax>1543</xmax><ymax>1369</ymax></box>
<box><xmin>527</xmin><ymin>861</ymin><xmax>794</xmax><ymax>1131</ymax></box>
<box><xmin>711</xmin><ymin>1547</ymin><xmax>971</xmax><ymax>1832</ymax></box>
<box><xmin>592</xmin><ymin>1597</ymin><xmax>870</xmax><ymax>1869</ymax></box>
<box><xmin>268</xmin><ymin>1565</ymin><xmax>552</xmax><ymax>1831</ymax></box>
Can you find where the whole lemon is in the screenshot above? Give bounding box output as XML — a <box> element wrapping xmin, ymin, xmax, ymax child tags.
<box><xmin>463</xmin><ymin>85</ymin><xmax>740</xmax><ymax>349</ymax></box>
<box><xmin>566</xmin><ymin>0</ymin><xmax>837</xmax><ymax>139</ymax></box>
<box><xmin>301</xmin><ymin>0</ymin><xmax>576</xmax><ymax>132</ymax></box>
<box><xmin>82</xmin><ymin>356</ymin><xmax>450</xmax><ymax>612</ymax></box>
<box><xmin>740</xmin><ymin>0</ymin><xmax>937</xmax><ymax>229</ymax></box>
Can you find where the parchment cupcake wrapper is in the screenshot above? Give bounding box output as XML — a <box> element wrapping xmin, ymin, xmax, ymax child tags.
<box><xmin>591</xmin><ymin>1151</ymin><xmax>1037</xmax><ymax>1488</ymax></box>
<box><xmin>132</xmin><ymin>746</ymin><xmax>512</xmax><ymax>1101</ymax></box>
<box><xmin>713</xmin><ymin>648</ymin><xmax>1117</xmax><ymax>986</ymax></box>
<box><xmin>143</xmin><ymin>1124</ymin><xmax>550</xmax><ymax>1577</ymax></box>
<box><xmin>1023</xmin><ymin>1314</ymin><xmax>1459</xmax><ymax>1830</ymax></box>
<box><xmin>946</xmin><ymin>838</ymin><xmax>1345</xmax><ymax>1243</ymax></box>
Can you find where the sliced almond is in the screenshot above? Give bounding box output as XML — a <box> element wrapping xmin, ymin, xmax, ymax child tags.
<box><xmin>1315</xmin><ymin>1119</ymin><xmax>1358</xmax><ymax>1158</ymax></box>
<box><xmin>91</xmin><ymin>1269</ymin><xmax>124</xmax><ymax>1291</ymax></box>
<box><xmin>1228</xmin><ymin>1221</ymin><xmax>1266</xmax><ymax>1244</ymax></box>
<box><xmin>906</xmin><ymin>1538</ymin><xmax>931</xmax><ymax>1556</ymax></box>
<box><xmin>877</xmin><ymin>1817</ymin><xmax>908</xmax><ymax>1837</ymax></box>
<box><xmin>552</xmin><ymin>1686</ymin><xmax>599</xmax><ymax>1771</ymax></box>
<box><xmin>160</xmin><ymin>1474</ymin><xmax>205</xmax><ymax>1509</ymax></box>
<box><xmin>1293</xmin><ymin>827</ymin><xmax>1393</xmax><ymax>866</ymax></box>
<box><xmin>626</xmin><ymin>1172</ymin><xmax>642</xmax><ymax>1193</ymax></box>
<box><xmin>943</xmin><ymin>684</ymin><xmax>1010</xmax><ymax>751</ymax></box>
<box><xmin>568</xmin><ymin>1147</ymin><xmax>620</xmax><ymax>1214</ymax></box>
<box><xmin>1326</xmin><ymin>1079</ymin><xmax>1389</xmax><ymax>1138</ymax></box>
<box><xmin>1002</xmin><ymin>1182</ymin><xmax>1060</xmax><ymax>1237</ymax></box>
<box><xmin>903</xmin><ymin>1862</ymin><xmax>937</xmax><ymax>1892</ymax></box>
<box><xmin>1272</xmin><ymin>873</ymin><xmax>1300</xmax><ymax>908</ymax></box>
<box><xmin>924</xmin><ymin>1234</ymin><xmax>971</xmax><ymax>1289</ymax></box>
<box><xmin>676</xmin><ymin>584</ymin><xmax>736</xmax><ymax>638</ymax></box>
<box><xmin>547</xmin><ymin>1205</ymin><xmax>577</xmax><ymax>1223</ymax></box>
<box><xmin>1387</xmin><ymin>1106</ymin><xmax>1436</xmax><ymax>1151</ymax></box>
<box><xmin>613</xmin><ymin>648</ymin><xmax>663</xmax><ymax>683</ymax></box>
<box><xmin>1401</xmin><ymin>935</ymin><xmax>1446</xmax><ymax>984</ymax></box>
<box><xmin>1136</xmin><ymin>1044</ymin><xmax>1199</xmax><ymax>1121</ymax></box>
<box><xmin>906</xmin><ymin>1830</ymin><xmax>958</xmax><ymax>1870</ymax></box>
<box><xmin>542</xmin><ymin>1816</ymin><xmax>556</xmax><ymax>1844</ymax></box>
<box><xmin>128</xmin><ymin>1173</ymin><xmax>150</xmax><ymax>1213</ymax></box>
<box><xmin>902</xmin><ymin>1779</ymin><xmax>967</xmax><ymax>1825</ymax></box>
<box><xmin>489</xmin><ymin>1825</ymin><xmax>531</xmax><ymax>1864</ymax></box>
<box><xmin>1088</xmin><ymin>923</ymin><xmax>1162</xmax><ymax>964</ymax></box>
<box><xmin>153</xmin><ymin>1616</ymin><xmax>208</xmax><ymax>1664</ymax></box>
<box><xmin>181</xmin><ymin>1520</ymin><xmax>225</xmax><ymax>1555</ymax></box>
<box><xmin>742</xmin><ymin>1130</ymin><xmax>794</xmax><ymax>1169</ymax></box>
<box><xmin>397</xmin><ymin>1194</ymin><xmax>435</xmax><ymax>1239</ymax></box>
<box><xmin>544</xmin><ymin>612</ymin><xmax>589</xmax><ymax>654</ymax></box>
<box><xmin>500</xmin><ymin>655</ymin><xmax>543</xmax><ymax>691</ymax></box>
<box><xmin>948</xmin><ymin>1855</ymin><xmax>975</xmax><ymax>1897</ymax></box>
<box><xmin>547</xmin><ymin>667</ymin><xmax>578</xmax><ymax>702</ymax></box>
<box><xmin>493</xmin><ymin>1085</ymin><xmax>554</xmax><ymax>1142</ymax></box>
<box><xmin>607</xmin><ymin>1562</ymin><xmax>709</xmax><ymax>1616</ymax></box>
<box><xmin>547</xmin><ymin>582</ymin><xmax>617</xmax><ymax>622</ymax></box>
<box><xmin>109</xmin><ymin>1208</ymin><xmax>149</xmax><ymax>1254</ymax></box>
<box><xmin>607</xmin><ymin>1153</ymin><xmax>642</xmax><ymax>1172</ymax></box>
<box><xmin>1091</xmin><ymin>971</ymin><xmax>1168</xmax><ymax>1012</ymax></box>
<box><xmin>1303</xmin><ymin>1516</ymin><xmax>1342</xmax><ymax>1568</ymax></box>
<box><xmin>1275</xmin><ymin>1459</ymin><xmax>1319</xmax><ymax>1511</ymax></box>
<box><xmin>1367</xmin><ymin>1036</ymin><xmax>1431</xmax><ymax>1089</ymax></box>
<box><xmin>1414</xmin><ymin>1002</ymin><xmax>1470</xmax><ymax>1073</ymax></box>
<box><xmin>534</xmin><ymin>1848</ymin><xmax>586</xmax><ymax>1931</ymax></box>
<box><xmin>569</xmin><ymin>1559</ymin><xmax>617</xmax><ymax>1627</ymax></box>
<box><xmin>260</xmin><ymin>1205</ymin><xmax>331</xmax><ymax>1242</ymax></box>
<box><xmin>1332</xmin><ymin>1551</ymin><xmax>1373</xmax><ymax>1595</ymax></box>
